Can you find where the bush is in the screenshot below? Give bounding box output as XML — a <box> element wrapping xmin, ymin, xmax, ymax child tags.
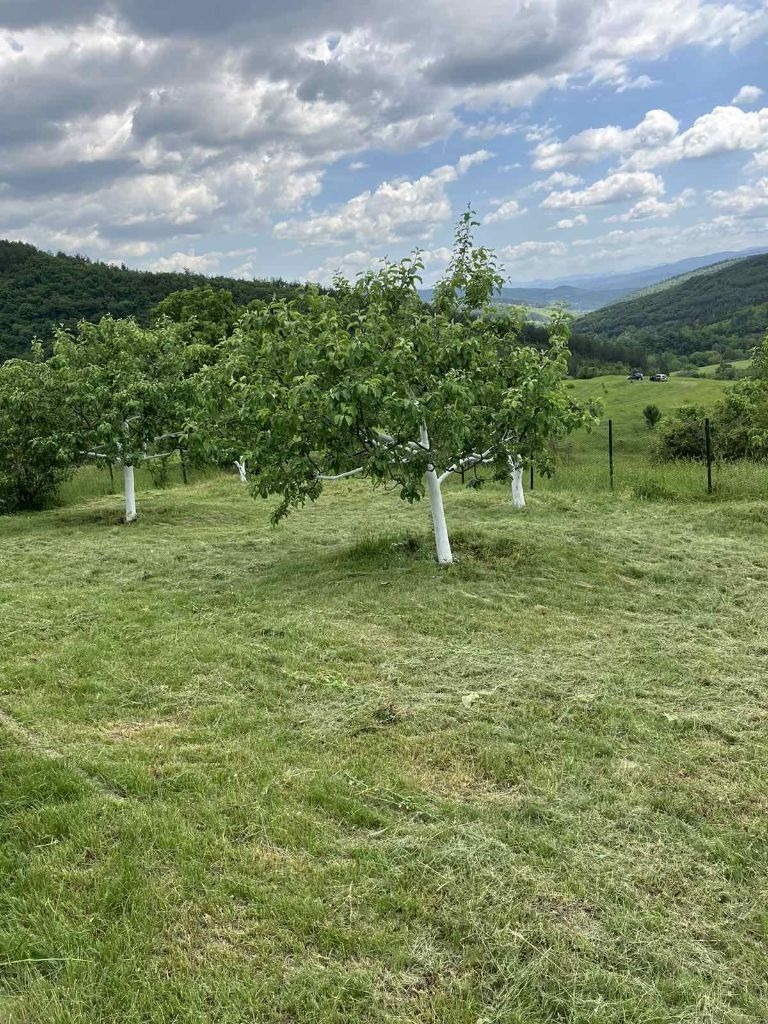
<box><xmin>652</xmin><ymin>405</ymin><xmax>708</xmax><ymax>462</ymax></box>
<box><xmin>643</xmin><ymin>404</ymin><xmax>662</xmax><ymax>429</ymax></box>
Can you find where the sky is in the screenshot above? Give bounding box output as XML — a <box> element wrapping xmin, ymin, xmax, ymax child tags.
<box><xmin>1</xmin><ymin>1</ymin><xmax>768</xmax><ymax>286</ymax></box>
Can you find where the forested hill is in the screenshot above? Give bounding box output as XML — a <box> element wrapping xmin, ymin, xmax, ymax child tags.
<box><xmin>576</xmin><ymin>252</ymin><xmax>768</xmax><ymax>354</ymax></box>
<box><xmin>0</xmin><ymin>240</ymin><xmax>308</xmax><ymax>361</ymax></box>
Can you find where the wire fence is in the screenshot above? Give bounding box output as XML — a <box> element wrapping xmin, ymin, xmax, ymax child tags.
<box><xmin>532</xmin><ymin>418</ymin><xmax>768</xmax><ymax>500</ymax></box>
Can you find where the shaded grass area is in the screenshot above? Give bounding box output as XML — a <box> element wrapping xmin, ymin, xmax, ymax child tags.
<box><xmin>1</xmin><ymin>477</ymin><xmax>768</xmax><ymax>1022</ymax></box>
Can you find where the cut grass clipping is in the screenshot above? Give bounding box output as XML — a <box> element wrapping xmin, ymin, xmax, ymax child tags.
<box><xmin>1</xmin><ymin>370</ymin><xmax>767</xmax><ymax>1022</ymax></box>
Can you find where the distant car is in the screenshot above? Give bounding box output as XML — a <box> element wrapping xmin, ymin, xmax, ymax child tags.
<box><xmin>650</xmin><ymin>373</ymin><xmax>668</xmax><ymax>382</ymax></box>
<box><xmin>627</xmin><ymin>371</ymin><xmax>644</xmax><ymax>381</ymax></box>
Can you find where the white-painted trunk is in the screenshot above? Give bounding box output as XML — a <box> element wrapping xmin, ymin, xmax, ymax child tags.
<box><xmin>234</xmin><ymin>458</ymin><xmax>247</xmax><ymax>483</ymax></box>
<box><xmin>509</xmin><ymin>455</ymin><xmax>525</xmax><ymax>508</ymax></box>
<box><xmin>123</xmin><ymin>463</ymin><xmax>137</xmax><ymax>523</ymax></box>
<box><xmin>426</xmin><ymin>467</ymin><xmax>453</xmax><ymax>565</ymax></box>
<box><xmin>420</xmin><ymin>422</ymin><xmax>453</xmax><ymax>565</ymax></box>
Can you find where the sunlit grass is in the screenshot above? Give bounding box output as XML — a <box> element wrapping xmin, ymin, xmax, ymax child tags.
<box><xmin>2</xmin><ymin>468</ymin><xmax>768</xmax><ymax>1022</ymax></box>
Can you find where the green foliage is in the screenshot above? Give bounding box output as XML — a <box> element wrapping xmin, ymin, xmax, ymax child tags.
<box><xmin>577</xmin><ymin>252</ymin><xmax>768</xmax><ymax>357</ymax></box>
<box><xmin>49</xmin><ymin>317</ymin><xmax>197</xmax><ymax>468</ymax></box>
<box><xmin>652</xmin><ymin>334</ymin><xmax>768</xmax><ymax>464</ymax></box>
<box><xmin>203</xmin><ymin>214</ymin><xmax>596</xmax><ymax>523</ymax></box>
<box><xmin>151</xmin><ymin>285</ymin><xmax>239</xmax><ymax>349</ymax></box>
<box><xmin>651</xmin><ymin>405</ymin><xmax>709</xmax><ymax>462</ymax></box>
<box><xmin>643</xmin><ymin>403</ymin><xmax>662</xmax><ymax>429</ymax></box>
<box><xmin>0</xmin><ymin>350</ymin><xmax>74</xmax><ymax>513</ymax></box>
<box><xmin>0</xmin><ymin>240</ymin><xmax>311</xmax><ymax>361</ymax></box>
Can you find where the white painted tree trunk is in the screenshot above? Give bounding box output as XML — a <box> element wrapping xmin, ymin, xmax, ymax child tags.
<box><xmin>509</xmin><ymin>455</ymin><xmax>525</xmax><ymax>508</ymax></box>
<box><xmin>234</xmin><ymin>458</ymin><xmax>247</xmax><ymax>483</ymax></box>
<box><xmin>420</xmin><ymin>423</ymin><xmax>453</xmax><ymax>565</ymax></box>
<box><xmin>123</xmin><ymin>463</ymin><xmax>137</xmax><ymax>523</ymax></box>
<box><xmin>425</xmin><ymin>466</ymin><xmax>453</xmax><ymax>565</ymax></box>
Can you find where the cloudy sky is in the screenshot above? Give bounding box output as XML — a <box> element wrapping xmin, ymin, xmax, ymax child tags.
<box><xmin>2</xmin><ymin>1</ymin><xmax>767</xmax><ymax>285</ymax></box>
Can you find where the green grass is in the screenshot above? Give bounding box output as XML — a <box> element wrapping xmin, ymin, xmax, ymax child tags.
<box><xmin>2</xmin><ymin>471</ymin><xmax>768</xmax><ymax>1022</ymax></box>
<box><xmin>528</xmin><ymin>373</ymin><xmax>768</xmax><ymax>499</ymax></box>
<box><xmin>690</xmin><ymin>359</ymin><xmax>753</xmax><ymax>378</ymax></box>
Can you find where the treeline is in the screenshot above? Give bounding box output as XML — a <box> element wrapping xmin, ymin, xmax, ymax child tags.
<box><xmin>0</xmin><ymin>240</ymin><xmax>313</xmax><ymax>361</ymax></box>
<box><xmin>576</xmin><ymin>253</ymin><xmax>768</xmax><ymax>357</ymax></box>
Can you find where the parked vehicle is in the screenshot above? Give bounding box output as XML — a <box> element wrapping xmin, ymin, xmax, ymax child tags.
<box><xmin>627</xmin><ymin>370</ymin><xmax>644</xmax><ymax>381</ymax></box>
<box><xmin>650</xmin><ymin>373</ymin><xmax>669</xmax><ymax>382</ymax></box>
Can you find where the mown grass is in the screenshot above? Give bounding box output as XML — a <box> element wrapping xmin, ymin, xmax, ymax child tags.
<box><xmin>2</xmin><ymin>468</ymin><xmax>768</xmax><ymax>1023</ymax></box>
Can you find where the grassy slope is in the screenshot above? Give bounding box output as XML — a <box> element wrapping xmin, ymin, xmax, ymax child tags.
<box><xmin>2</xmin><ymin>469</ymin><xmax>768</xmax><ymax>1023</ymax></box>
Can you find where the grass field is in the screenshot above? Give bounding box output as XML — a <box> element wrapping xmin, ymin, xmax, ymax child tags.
<box><xmin>2</xmin><ymin>464</ymin><xmax>768</xmax><ymax>1022</ymax></box>
<box><xmin>529</xmin><ymin>373</ymin><xmax>768</xmax><ymax>498</ymax></box>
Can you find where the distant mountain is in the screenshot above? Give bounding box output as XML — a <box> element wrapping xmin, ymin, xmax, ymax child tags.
<box><xmin>0</xmin><ymin>240</ymin><xmax>309</xmax><ymax>361</ymax></box>
<box><xmin>421</xmin><ymin>247</ymin><xmax>768</xmax><ymax>314</ymax></box>
<box><xmin>418</xmin><ymin>284</ymin><xmax>625</xmax><ymax>311</ymax></box>
<box><xmin>515</xmin><ymin>247</ymin><xmax>768</xmax><ymax>294</ymax></box>
<box><xmin>576</xmin><ymin>252</ymin><xmax>768</xmax><ymax>354</ymax></box>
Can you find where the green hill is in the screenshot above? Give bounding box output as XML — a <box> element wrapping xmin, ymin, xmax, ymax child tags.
<box><xmin>0</xmin><ymin>240</ymin><xmax>308</xmax><ymax>361</ymax></box>
<box><xmin>577</xmin><ymin>252</ymin><xmax>768</xmax><ymax>356</ymax></box>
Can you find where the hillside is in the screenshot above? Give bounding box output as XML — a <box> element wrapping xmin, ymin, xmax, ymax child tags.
<box><xmin>577</xmin><ymin>252</ymin><xmax>768</xmax><ymax>354</ymax></box>
<box><xmin>0</xmin><ymin>240</ymin><xmax>308</xmax><ymax>361</ymax></box>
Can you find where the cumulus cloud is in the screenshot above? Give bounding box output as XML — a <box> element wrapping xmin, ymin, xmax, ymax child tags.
<box><xmin>0</xmin><ymin>0</ymin><xmax>765</xmax><ymax>272</ymax></box>
<box><xmin>0</xmin><ymin>0</ymin><xmax>766</xmax><ymax>269</ymax></box>
<box><xmin>605</xmin><ymin>189</ymin><xmax>695</xmax><ymax>222</ymax></box>
<box><xmin>554</xmin><ymin>214</ymin><xmax>588</xmax><ymax>229</ymax></box>
<box><xmin>624</xmin><ymin>104</ymin><xmax>768</xmax><ymax>168</ymax></box>
<box><xmin>541</xmin><ymin>171</ymin><xmax>665</xmax><ymax>209</ymax></box>
<box><xmin>274</xmin><ymin>150</ymin><xmax>492</xmax><ymax>245</ymax></box>
<box><xmin>531</xmin><ymin>171</ymin><xmax>584</xmax><ymax>191</ymax></box>
<box><xmin>732</xmin><ymin>84</ymin><xmax>764</xmax><ymax>107</ymax></box>
<box><xmin>536</xmin><ymin>102</ymin><xmax>768</xmax><ymax>174</ymax></box>
<box><xmin>500</xmin><ymin>240</ymin><xmax>568</xmax><ymax>263</ymax></box>
<box><xmin>708</xmin><ymin>177</ymin><xmax>768</xmax><ymax>215</ymax></box>
<box><xmin>484</xmin><ymin>199</ymin><xmax>526</xmax><ymax>223</ymax></box>
<box><xmin>533</xmin><ymin>109</ymin><xmax>680</xmax><ymax>170</ymax></box>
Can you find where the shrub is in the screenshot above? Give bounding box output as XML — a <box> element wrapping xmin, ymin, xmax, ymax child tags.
<box><xmin>643</xmin><ymin>404</ymin><xmax>662</xmax><ymax>429</ymax></box>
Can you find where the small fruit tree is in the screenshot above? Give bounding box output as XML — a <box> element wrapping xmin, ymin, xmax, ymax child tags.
<box><xmin>49</xmin><ymin>317</ymin><xmax>195</xmax><ymax>522</ymax></box>
<box><xmin>204</xmin><ymin>213</ymin><xmax>595</xmax><ymax>563</ymax></box>
<box><xmin>0</xmin><ymin>347</ymin><xmax>75</xmax><ymax>514</ymax></box>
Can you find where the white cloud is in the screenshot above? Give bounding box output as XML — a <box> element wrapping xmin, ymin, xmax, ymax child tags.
<box><xmin>708</xmin><ymin>177</ymin><xmax>768</xmax><ymax>215</ymax></box>
<box><xmin>533</xmin><ymin>109</ymin><xmax>679</xmax><ymax>170</ymax></box>
<box><xmin>144</xmin><ymin>251</ymin><xmax>222</xmax><ymax>274</ymax></box>
<box><xmin>541</xmin><ymin>171</ymin><xmax>664</xmax><ymax>209</ymax></box>
<box><xmin>274</xmin><ymin>150</ymin><xmax>492</xmax><ymax>245</ymax></box>
<box><xmin>500</xmin><ymin>240</ymin><xmax>568</xmax><ymax>264</ymax></box>
<box><xmin>605</xmin><ymin>188</ymin><xmax>695</xmax><ymax>222</ymax></box>
<box><xmin>531</xmin><ymin>171</ymin><xmax>583</xmax><ymax>191</ymax></box>
<box><xmin>534</xmin><ymin>103</ymin><xmax>768</xmax><ymax>174</ymax></box>
<box><xmin>484</xmin><ymin>199</ymin><xmax>525</xmax><ymax>223</ymax></box>
<box><xmin>732</xmin><ymin>85</ymin><xmax>764</xmax><ymax>107</ymax></box>
<box><xmin>1</xmin><ymin>0</ymin><xmax>767</xmax><ymax>268</ymax></box>
<box><xmin>554</xmin><ymin>214</ymin><xmax>588</xmax><ymax>229</ymax></box>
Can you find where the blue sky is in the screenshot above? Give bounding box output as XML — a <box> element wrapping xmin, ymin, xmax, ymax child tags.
<box><xmin>2</xmin><ymin>0</ymin><xmax>767</xmax><ymax>284</ymax></box>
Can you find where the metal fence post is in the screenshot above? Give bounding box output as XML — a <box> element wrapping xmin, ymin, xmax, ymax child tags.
<box><xmin>705</xmin><ymin>417</ymin><xmax>713</xmax><ymax>494</ymax></box>
<box><xmin>609</xmin><ymin>419</ymin><xmax>614</xmax><ymax>491</ymax></box>
<box><xmin>529</xmin><ymin>463</ymin><xmax>534</xmax><ymax>491</ymax></box>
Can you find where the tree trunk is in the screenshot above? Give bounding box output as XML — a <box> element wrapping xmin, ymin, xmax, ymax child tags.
<box><xmin>420</xmin><ymin>423</ymin><xmax>453</xmax><ymax>565</ymax></box>
<box><xmin>425</xmin><ymin>467</ymin><xmax>453</xmax><ymax>564</ymax></box>
<box><xmin>509</xmin><ymin>455</ymin><xmax>525</xmax><ymax>508</ymax></box>
<box><xmin>123</xmin><ymin>464</ymin><xmax>137</xmax><ymax>523</ymax></box>
<box><xmin>234</xmin><ymin>458</ymin><xmax>247</xmax><ymax>483</ymax></box>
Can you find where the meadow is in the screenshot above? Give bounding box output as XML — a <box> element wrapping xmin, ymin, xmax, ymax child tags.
<box><xmin>1</xmin><ymin>372</ymin><xmax>767</xmax><ymax>1023</ymax></box>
